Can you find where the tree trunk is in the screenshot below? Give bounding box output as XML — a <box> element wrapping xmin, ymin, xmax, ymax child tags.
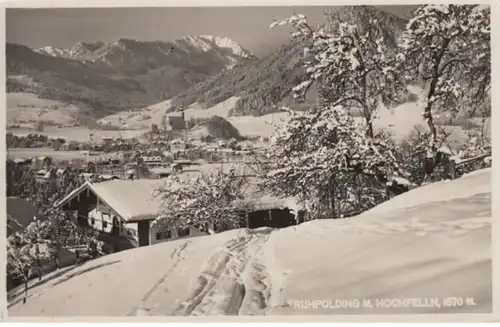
<box><xmin>362</xmin><ymin>104</ymin><xmax>374</xmax><ymax>138</ymax></box>
<box><xmin>329</xmin><ymin>177</ymin><xmax>336</xmax><ymax>218</ymax></box>
<box><xmin>424</xmin><ymin>38</ymin><xmax>451</xmax><ymax>157</ymax></box>
<box><xmin>355</xmin><ymin>174</ymin><xmax>362</xmax><ymax>213</ymax></box>
<box><xmin>423</xmin><ymin>105</ymin><xmax>438</xmax><ymax>152</ymax></box>
<box><xmin>366</xmin><ymin>121</ymin><xmax>374</xmax><ymax>139</ymax></box>
<box><xmin>23</xmin><ymin>277</ymin><xmax>28</xmax><ymax>304</ymax></box>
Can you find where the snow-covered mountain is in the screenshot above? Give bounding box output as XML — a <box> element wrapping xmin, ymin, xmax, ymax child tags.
<box><xmin>7</xmin><ymin>36</ymin><xmax>257</xmax><ymax>118</ymax></box>
<box><xmin>170</xmin><ymin>6</ymin><xmax>410</xmax><ymax>117</ymax></box>
<box><xmin>34</xmin><ymin>36</ymin><xmax>255</xmax><ymax>69</ymax></box>
<box><xmin>198</xmin><ymin>35</ymin><xmax>254</xmax><ymax>58</ymax></box>
<box><xmin>34</xmin><ymin>46</ymin><xmax>70</xmax><ymax>58</ymax></box>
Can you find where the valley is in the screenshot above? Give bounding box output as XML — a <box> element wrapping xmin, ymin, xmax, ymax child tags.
<box><xmin>5</xmin><ymin>4</ymin><xmax>492</xmax><ymax>321</ymax></box>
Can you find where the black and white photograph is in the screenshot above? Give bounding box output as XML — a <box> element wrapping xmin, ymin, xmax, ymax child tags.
<box><xmin>3</xmin><ymin>3</ymin><xmax>493</xmax><ymax>320</ymax></box>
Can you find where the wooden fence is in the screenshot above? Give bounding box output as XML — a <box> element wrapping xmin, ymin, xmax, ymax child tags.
<box><xmin>449</xmin><ymin>152</ymin><xmax>492</xmax><ymax>180</ymax></box>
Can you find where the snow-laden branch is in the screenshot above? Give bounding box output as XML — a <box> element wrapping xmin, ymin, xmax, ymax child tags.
<box><xmin>270</xmin><ymin>12</ymin><xmax>407</xmax><ymax>137</ymax></box>
<box><xmin>260</xmin><ymin>105</ymin><xmax>399</xmax><ymax>217</ymax></box>
<box><xmin>397</xmin><ymin>4</ymin><xmax>490</xmax><ymax>151</ymax></box>
<box><xmin>152</xmin><ymin>167</ymin><xmax>248</xmax><ymax>231</ymax></box>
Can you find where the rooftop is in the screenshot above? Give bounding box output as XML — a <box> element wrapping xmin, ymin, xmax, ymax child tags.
<box><xmin>56</xmin><ymin>173</ymin><xmax>297</xmax><ymax>223</ymax></box>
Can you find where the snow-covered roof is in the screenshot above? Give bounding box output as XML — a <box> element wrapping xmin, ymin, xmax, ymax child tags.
<box><xmin>90</xmin><ymin>180</ymin><xmax>166</xmax><ymax>222</ymax></box>
<box><xmin>56</xmin><ymin>179</ymin><xmax>168</xmax><ymax>223</ymax></box>
<box><xmin>234</xmin><ymin>194</ymin><xmax>296</xmax><ymax>211</ymax></box>
<box><xmin>55</xmin><ymin>172</ymin><xmax>300</xmax><ymax>222</ymax></box>
<box><xmin>234</xmin><ymin>177</ymin><xmax>299</xmax><ymax>211</ymax></box>
<box><xmin>149</xmin><ymin>168</ymin><xmax>173</xmax><ymax>175</ymax></box>
<box><xmin>142</xmin><ymin>156</ymin><xmax>162</xmax><ymax>162</ymax></box>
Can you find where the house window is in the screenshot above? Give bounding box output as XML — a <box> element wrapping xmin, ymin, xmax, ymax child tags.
<box><xmin>90</xmin><ymin>217</ymin><xmax>95</xmax><ymax>225</ymax></box>
<box><xmin>102</xmin><ymin>213</ymin><xmax>109</xmax><ymax>229</ymax></box>
<box><xmin>156</xmin><ymin>230</ymin><xmax>172</xmax><ymax>240</ymax></box>
<box><xmin>177</xmin><ymin>227</ymin><xmax>190</xmax><ymax>238</ymax></box>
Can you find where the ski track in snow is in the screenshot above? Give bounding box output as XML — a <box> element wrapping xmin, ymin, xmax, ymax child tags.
<box><xmin>132</xmin><ymin>240</ymin><xmax>192</xmax><ymax>316</ymax></box>
<box><xmin>172</xmin><ymin>228</ymin><xmax>274</xmax><ymax>316</ymax></box>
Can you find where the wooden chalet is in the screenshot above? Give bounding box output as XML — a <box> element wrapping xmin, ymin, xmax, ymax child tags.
<box><xmin>55</xmin><ymin>179</ymin><xmax>172</xmax><ymax>249</ymax></box>
<box><xmin>55</xmin><ymin>177</ymin><xmax>303</xmax><ymax>251</ymax></box>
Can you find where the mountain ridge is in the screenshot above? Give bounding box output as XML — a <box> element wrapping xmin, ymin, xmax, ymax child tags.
<box><xmin>7</xmin><ymin>35</ymin><xmax>256</xmax><ymax>120</ymax></box>
<box><xmin>169</xmin><ymin>5</ymin><xmax>409</xmax><ymax>117</ymax></box>
<box><xmin>33</xmin><ymin>35</ymin><xmax>255</xmax><ymax>65</ymax></box>
<box><xmin>7</xmin><ymin>6</ymin><xmax>410</xmax><ymax>122</ymax></box>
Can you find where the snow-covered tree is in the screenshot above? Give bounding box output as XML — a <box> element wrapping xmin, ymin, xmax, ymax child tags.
<box><xmin>7</xmin><ymin>211</ymin><xmax>103</xmax><ymax>304</ymax></box>
<box><xmin>270</xmin><ymin>13</ymin><xmax>407</xmax><ymax>137</ymax></box>
<box><xmin>42</xmin><ymin>208</ymin><xmax>103</xmax><ymax>268</ymax></box>
<box><xmin>398</xmin><ymin>5</ymin><xmax>490</xmax><ymax>152</ymax></box>
<box><xmin>228</xmin><ymin>137</ymin><xmax>238</xmax><ymax>150</ymax></box>
<box><xmin>153</xmin><ymin>167</ymin><xmax>248</xmax><ymax>232</ymax></box>
<box><xmin>151</xmin><ymin>123</ymin><xmax>160</xmax><ymax>135</ymax></box>
<box><xmin>260</xmin><ymin>105</ymin><xmax>399</xmax><ymax>219</ymax></box>
<box><xmin>7</xmin><ymin>221</ymin><xmax>52</xmax><ymax>304</ymax></box>
<box><xmin>396</xmin><ymin>125</ymin><xmax>457</xmax><ymax>184</ymax></box>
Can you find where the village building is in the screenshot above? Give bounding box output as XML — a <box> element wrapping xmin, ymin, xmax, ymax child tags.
<box><xmin>233</xmin><ymin>181</ymin><xmax>304</xmax><ymax>229</ymax></box>
<box><xmin>12</xmin><ymin>158</ymin><xmax>33</xmax><ymax>167</ymax></box>
<box><xmin>101</xmin><ymin>137</ymin><xmax>114</xmax><ymax>147</ymax></box>
<box><xmin>170</xmin><ymin>139</ymin><xmax>187</xmax><ymax>153</ymax></box>
<box><xmin>166</xmin><ymin>111</ymin><xmax>186</xmax><ymax>131</ymax></box>
<box><xmin>55</xmin><ymin>177</ymin><xmax>302</xmax><ymax>251</ymax></box>
<box><xmin>31</xmin><ymin>156</ymin><xmax>52</xmax><ymax>170</ymax></box>
<box><xmin>141</xmin><ymin>156</ymin><xmax>165</xmax><ymax>168</ymax></box>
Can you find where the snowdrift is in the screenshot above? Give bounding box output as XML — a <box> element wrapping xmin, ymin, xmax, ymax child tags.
<box><xmin>8</xmin><ymin>169</ymin><xmax>492</xmax><ymax>317</ymax></box>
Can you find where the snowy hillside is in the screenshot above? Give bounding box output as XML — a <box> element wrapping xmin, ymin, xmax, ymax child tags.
<box><xmin>8</xmin><ymin>168</ymin><xmax>492</xmax><ymax>317</ymax></box>
<box><xmin>98</xmin><ymin>86</ymin><xmax>483</xmax><ymax>146</ymax></box>
<box><xmin>6</xmin><ymin>92</ymin><xmax>90</xmax><ymax>125</ymax></box>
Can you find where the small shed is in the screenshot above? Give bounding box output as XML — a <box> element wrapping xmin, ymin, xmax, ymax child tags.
<box><xmin>233</xmin><ymin>179</ymin><xmax>302</xmax><ymax>230</ymax></box>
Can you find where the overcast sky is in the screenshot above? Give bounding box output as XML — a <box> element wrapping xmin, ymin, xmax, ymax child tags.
<box><xmin>6</xmin><ymin>6</ymin><xmax>415</xmax><ymax>57</ymax></box>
